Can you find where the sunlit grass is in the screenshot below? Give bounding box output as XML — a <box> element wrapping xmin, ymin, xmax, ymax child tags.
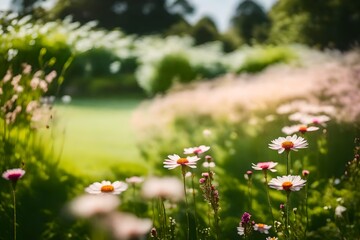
<box><xmin>42</xmin><ymin>98</ymin><xmax>149</xmax><ymax>179</ymax></box>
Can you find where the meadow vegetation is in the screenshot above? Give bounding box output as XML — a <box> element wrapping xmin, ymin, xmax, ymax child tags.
<box><xmin>0</xmin><ymin>11</ymin><xmax>359</xmax><ymax>240</ymax></box>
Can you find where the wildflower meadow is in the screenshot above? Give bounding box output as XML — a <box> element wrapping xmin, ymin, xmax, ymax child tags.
<box><xmin>1</xmin><ymin>4</ymin><xmax>360</xmax><ymax>240</ymax></box>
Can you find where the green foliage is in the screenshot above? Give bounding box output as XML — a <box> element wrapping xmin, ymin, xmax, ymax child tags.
<box><xmin>149</xmin><ymin>54</ymin><xmax>196</xmax><ymax>95</ymax></box>
<box><xmin>268</xmin><ymin>0</ymin><xmax>360</xmax><ymax>50</ymax></box>
<box><xmin>51</xmin><ymin>0</ymin><xmax>193</xmax><ymax>35</ymax></box>
<box><xmin>192</xmin><ymin>16</ymin><xmax>220</xmax><ymax>46</ymax></box>
<box><xmin>237</xmin><ymin>46</ymin><xmax>297</xmax><ymax>73</ymax></box>
<box><xmin>231</xmin><ymin>0</ymin><xmax>270</xmax><ymax>45</ymax></box>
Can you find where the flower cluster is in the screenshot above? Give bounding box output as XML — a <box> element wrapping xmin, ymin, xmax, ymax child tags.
<box><xmin>199</xmin><ymin>171</ymin><xmax>220</xmax><ymax>214</ymax></box>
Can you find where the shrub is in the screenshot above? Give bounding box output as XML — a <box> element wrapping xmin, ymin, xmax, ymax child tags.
<box><xmin>237</xmin><ymin>45</ymin><xmax>297</xmax><ymax>73</ymax></box>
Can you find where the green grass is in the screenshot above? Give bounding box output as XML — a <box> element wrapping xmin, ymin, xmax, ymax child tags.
<box><xmin>44</xmin><ymin>98</ymin><xmax>149</xmax><ymax>179</ymax></box>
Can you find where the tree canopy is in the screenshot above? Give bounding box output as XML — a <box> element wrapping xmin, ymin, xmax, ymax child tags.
<box><xmin>269</xmin><ymin>0</ymin><xmax>360</xmax><ymax>50</ymax></box>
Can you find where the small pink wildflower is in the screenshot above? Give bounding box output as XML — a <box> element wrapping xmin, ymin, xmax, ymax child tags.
<box><xmin>2</xmin><ymin>168</ymin><xmax>25</xmax><ymax>181</ymax></box>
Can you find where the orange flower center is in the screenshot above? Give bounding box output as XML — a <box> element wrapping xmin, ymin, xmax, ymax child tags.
<box><xmin>299</xmin><ymin>125</ymin><xmax>308</xmax><ymax>133</ymax></box>
<box><xmin>257</xmin><ymin>223</ymin><xmax>265</xmax><ymax>229</ymax></box>
<box><xmin>177</xmin><ymin>158</ymin><xmax>189</xmax><ymax>165</ymax></box>
<box><xmin>101</xmin><ymin>185</ymin><xmax>114</xmax><ymax>193</ymax></box>
<box><xmin>282</xmin><ymin>181</ymin><xmax>293</xmax><ymax>191</ymax></box>
<box><xmin>282</xmin><ymin>141</ymin><xmax>294</xmax><ymax>150</ymax></box>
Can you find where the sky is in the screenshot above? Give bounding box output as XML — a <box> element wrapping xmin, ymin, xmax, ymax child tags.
<box><xmin>0</xmin><ymin>0</ymin><xmax>277</xmax><ymax>32</ymax></box>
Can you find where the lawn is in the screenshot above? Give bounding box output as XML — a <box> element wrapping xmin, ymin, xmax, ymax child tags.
<box><xmin>44</xmin><ymin>98</ymin><xmax>150</xmax><ymax>179</ymax></box>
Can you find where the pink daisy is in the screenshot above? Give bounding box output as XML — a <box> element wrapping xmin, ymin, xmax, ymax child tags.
<box><xmin>184</xmin><ymin>145</ymin><xmax>210</xmax><ymax>155</ymax></box>
<box><xmin>251</xmin><ymin>162</ymin><xmax>278</xmax><ymax>172</ymax></box>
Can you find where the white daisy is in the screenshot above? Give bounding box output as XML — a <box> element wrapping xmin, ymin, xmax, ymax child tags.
<box><xmin>68</xmin><ymin>194</ymin><xmax>120</xmax><ymax>218</ymax></box>
<box><xmin>251</xmin><ymin>162</ymin><xmax>278</xmax><ymax>172</ymax></box>
<box><xmin>105</xmin><ymin>212</ymin><xmax>152</xmax><ymax>240</ymax></box>
<box><xmin>268</xmin><ymin>175</ymin><xmax>306</xmax><ymax>191</ymax></box>
<box><xmin>125</xmin><ymin>176</ymin><xmax>144</xmax><ymax>184</ymax></box>
<box><xmin>269</xmin><ymin>134</ymin><xmax>308</xmax><ymax>154</ymax></box>
<box><xmin>85</xmin><ymin>180</ymin><xmax>128</xmax><ymax>195</ymax></box>
<box><xmin>253</xmin><ymin>223</ymin><xmax>271</xmax><ymax>234</ymax></box>
<box><xmin>141</xmin><ymin>177</ymin><xmax>184</xmax><ymax>202</ymax></box>
<box><xmin>163</xmin><ymin>154</ymin><xmax>200</xmax><ymax>170</ymax></box>
<box><xmin>184</xmin><ymin>145</ymin><xmax>210</xmax><ymax>155</ymax></box>
<box><xmin>282</xmin><ymin>125</ymin><xmax>319</xmax><ymax>135</ymax></box>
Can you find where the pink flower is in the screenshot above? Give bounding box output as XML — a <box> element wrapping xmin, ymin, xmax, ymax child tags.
<box><xmin>251</xmin><ymin>162</ymin><xmax>278</xmax><ymax>172</ymax></box>
<box><xmin>302</xmin><ymin>170</ymin><xmax>310</xmax><ymax>177</ymax></box>
<box><xmin>163</xmin><ymin>154</ymin><xmax>200</xmax><ymax>170</ymax></box>
<box><xmin>2</xmin><ymin>168</ymin><xmax>25</xmax><ymax>181</ymax></box>
<box><xmin>184</xmin><ymin>145</ymin><xmax>210</xmax><ymax>155</ymax></box>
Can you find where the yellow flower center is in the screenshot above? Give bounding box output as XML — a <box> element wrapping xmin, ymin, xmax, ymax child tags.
<box><xmin>299</xmin><ymin>125</ymin><xmax>307</xmax><ymax>133</ymax></box>
<box><xmin>257</xmin><ymin>223</ymin><xmax>265</xmax><ymax>229</ymax></box>
<box><xmin>177</xmin><ymin>158</ymin><xmax>189</xmax><ymax>165</ymax></box>
<box><xmin>101</xmin><ymin>185</ymin><xmax>114</xmax><ymax>193</ymax></box>
<box><xmin>282</xmin><ymin>141</ymin><xmax>294</xmax><ymax>150</ymax></box>
<box><xmin>282</xmin><ymin>181</ymin><xmax>293</xmax><ymax>191</ymax></box>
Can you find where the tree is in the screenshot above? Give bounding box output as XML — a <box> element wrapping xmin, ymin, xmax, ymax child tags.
<box><xmin>192</xmin><ymin>16</ymin><xmax>220</xmax><ymax>45</ymax></box>
<box><xmin>49</xmin><ymin>0</ymin><xmax>194</xmax><ymax>35</ymax></box>
<box><xmin>269</xmin><ymin>0</ymin><xmax>360</xmax><ymax>50</ymax></box>
<box><xmin>231</xmin><ymin>0</ymin><xmax>270</xmax><ymax>45</ymax></box>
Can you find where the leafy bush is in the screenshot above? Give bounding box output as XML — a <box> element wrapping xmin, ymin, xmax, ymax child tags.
<box><xmin>149</xmin><ymin>54</ymin><xmax>196</xmax><ymax>95</ymax></box>
<box><xmin>237</xmin><ymin>45</ymin><xmax>297</xmax><ymax>73</ymax></box>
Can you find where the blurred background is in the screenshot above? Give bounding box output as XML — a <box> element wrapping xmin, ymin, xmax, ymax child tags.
<box><xmin>0</xmin><ymin>0</ymin><xmax>360</xmax><ymax>239</ymax></box>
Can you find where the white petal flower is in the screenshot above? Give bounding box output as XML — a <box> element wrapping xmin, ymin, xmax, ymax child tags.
<box><xmin>105</xmin><ymin>212</ymin><xmax>152</xmax><ymax>240</ymax></box>
<box><xmin>282</xmin><ymin>125</ymin><xmax>319</xmax><ymax>135</ymax></box>
<box><xmin>251</xmin><ymin>162</ymin><xmax>278</xmax><ymax>172</ymax></box>
<box><xmin>184</xmin><ymin>145</ymin><xmax>210</xmax><ymax>155</ymax></box>
<box><xmin>125</xmin><ymin>176</ymin><xmax>144</xmax><ymax>184</ymax></box>
<box><xmin>85</xmin><ymin>180</ymin><xmax>128</xmax><ymax>195</ymax></box>
<box><xmin>335</xmin><ymin>205</ymin><xmax>347</xmax><ymax>218</ymax></box>
<box><xmin>237</xmin><ymin>226</ymin><xmax>245</xmax><ymax>236</ymax></box>
<box><xmin>268</xmin><ymin>175</ymin><xmax>306</xmax><ymax>191</ymax></box>
<box><xmin>141</xmin><ymin>177</ymin><xmax>184</xmax><ymax>202</ymax></box>
<box><xmin>269</xmin><ymin>134</ymin><xmax>308</xmax><ymax>154</ymax></box>
<box><xmin>68</xmin><ymin>194</ymin><xmax>120</xmax><ymax>218</ymax></box>
<box><xmin>163</xmin><ymin>154</ymin><xmax>200</xmax><ymax>170</ymax></box>
<box><xmin>253</xmin><ymin>223</ymin><xmax>271</xmax><ymax>234</ymax></box>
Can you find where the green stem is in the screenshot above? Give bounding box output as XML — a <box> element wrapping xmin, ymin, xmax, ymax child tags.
<box><xmin>264</xmin><ymin>172</ymin><xmax>275</xmax><ymax>226</ymax></box>
<box><xmin>191</xmin><ymin>174</ymin><xmax>198</xmax><ymax>239</ymax></box>
<box><xmin>285</xmin><ymin>192</ymin><xmax>291</xmax><ymax>239</ymax></box>
<box><xmin>12</xmin><ymin>189</ymin><xmax>17</xmax><ymax>240</ymax></box>
<box><xmin>248</xmin><ymin>178</ymin><xmax>253</xmax><ymax>211</ymax></box>
<box><xmin>286</xmin><ymin>151</ymin><xmax>291</xmax><ymax>175</ymax></box>
<box><xmin>161</xmin><ymin>198</ymin><xmax>168</xmax><ymax>237</ymax></box>
<box><xmin>304</xmin><ymin>182</ymin><xmax>309</xmax><ymax>239</ymax></box>
<box><xmin>182</xmin><ymin>168</ymin><xmax>189</xmax><ymax>240</ymax></box>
